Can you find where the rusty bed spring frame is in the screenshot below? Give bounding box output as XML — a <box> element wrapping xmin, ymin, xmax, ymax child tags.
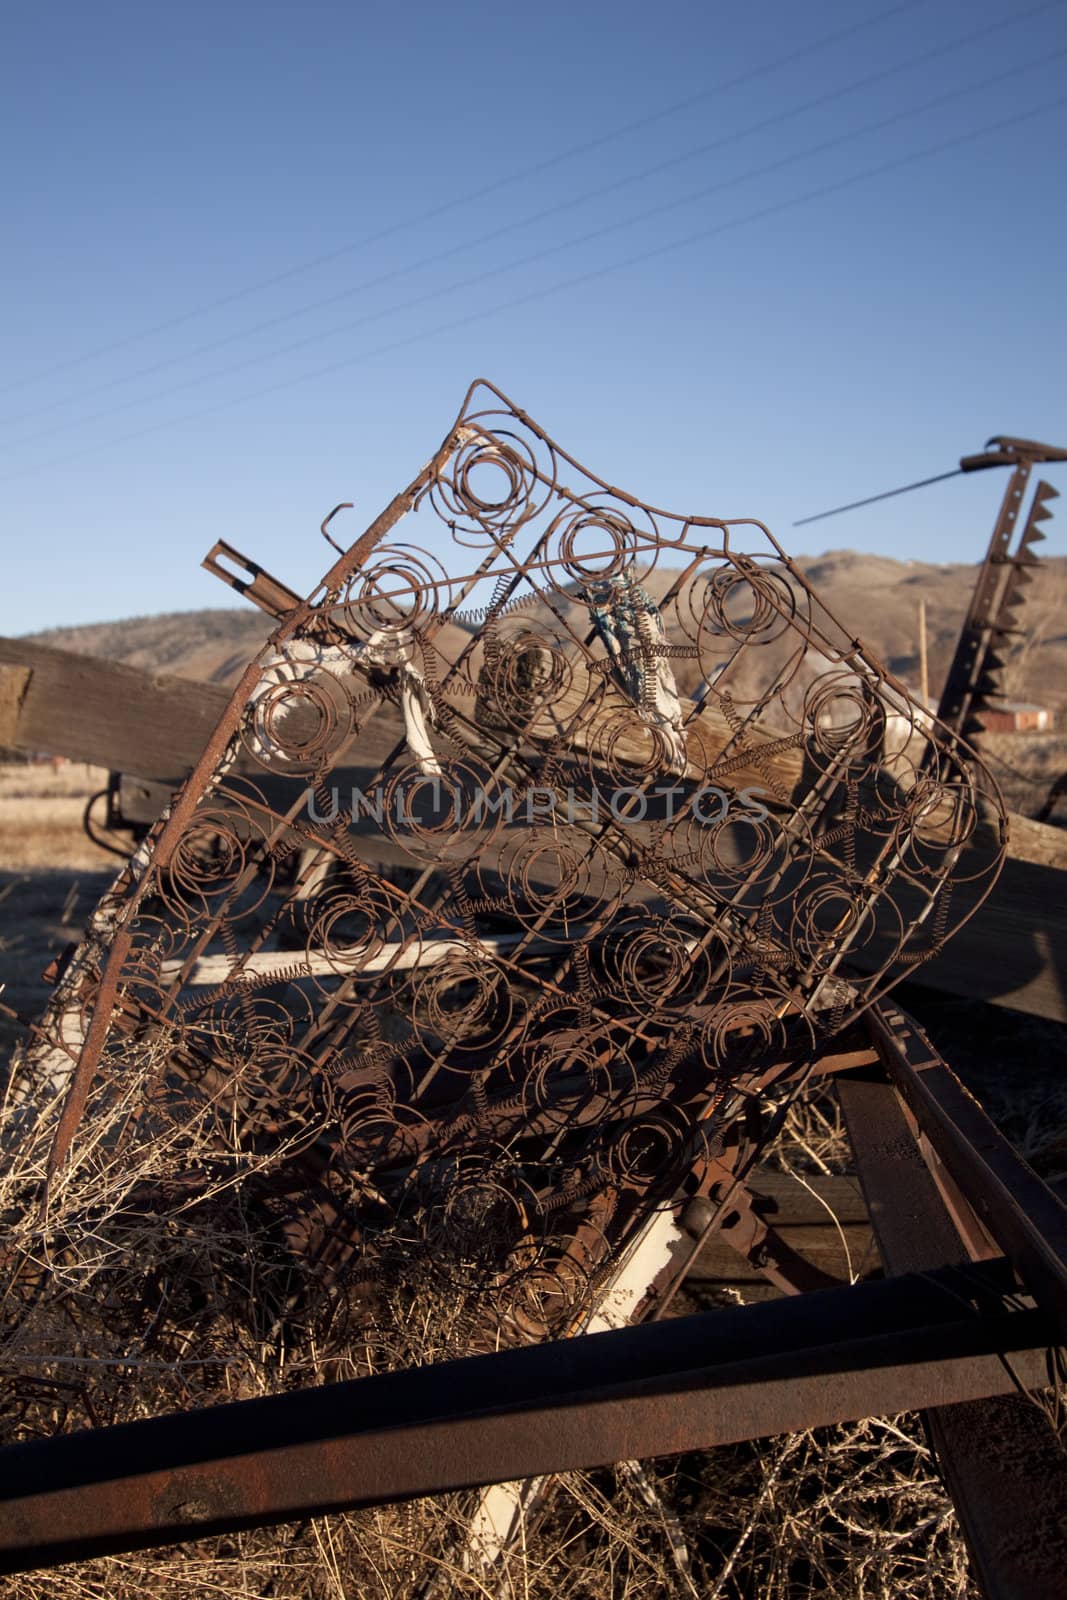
<box><xmin>1</xmin><ymin>382</ymin><xmax>1064</xmax><ymax>1589</ymax></box>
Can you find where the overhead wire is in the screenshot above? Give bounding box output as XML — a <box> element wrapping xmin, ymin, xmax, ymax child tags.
<box><xmin>6</xmin><ymin>35</ymin><xmax>1066</xmax><ymax>457</ymax></box>
<box><xmin>3</xmin><ymin>88</ymin><xmax>1063</xmax><ymax>487</ymax></box>
<box><xmin>793</xmin><ymin>469</ymin><xmax>967</xmax><ymax>526</ymax></box>
<box><xmin>0</xmin><ymin>0</ymin><xmax>929</xmax><ymax>398</ymax></box>
<box><xmin>5</xmin><ymin>0</ymin><xmax>1058</xmax><ymax>435</ymax></box>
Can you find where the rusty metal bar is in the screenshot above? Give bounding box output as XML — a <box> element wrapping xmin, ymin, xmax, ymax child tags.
<box><xmin>839</xmin><ymin>1060</ymin><xmax>1067</xmax><ymax>1600</ymax></box>
<box><xmin>931</xmin><ymin>434</ymin><xmax>1067</xmax><ymax>740</ymax></box>
<box><xmin>0</xmin><ymin>1263</ymin><xmax>1051</xmax><ymax>1574</ymax></box>
<box><xmin>935</xmin><ymin>458</ymin><xmax>1029</xmax><ymax>736</ymax></box>
<box><xmin>201</xmin><ymin>540</ymin><xmax>302</xmax><ymax>620</ymax></box>
<box><xmin>46</xmin><ymin>430</ymin><xmax>466</xmax><ymax>1181</ymax></box>
<box><xmin>869</xmin><ymin>1004</ymin><xmax>1067</xmax><ymax>1341</ymax></box>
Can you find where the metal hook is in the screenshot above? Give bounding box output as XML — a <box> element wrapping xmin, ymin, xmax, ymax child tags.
<box><xmin>321</xmin><ymin>502</ymin><xmax>354</xmax><ymax>556</ymax></box>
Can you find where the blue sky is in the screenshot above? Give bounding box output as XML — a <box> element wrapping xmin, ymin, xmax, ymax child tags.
<box><xmin>2</xmin><ymin>0</ymin><xmax>1065</xmax><ymax>634</ymax></box>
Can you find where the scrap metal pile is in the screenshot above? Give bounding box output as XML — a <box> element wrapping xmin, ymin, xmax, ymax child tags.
<box><xmin>4</xmin><ymin>384</ymin><xmax>1064</xmax><ymax>1589</ymax></box>
<box><xmin>18</xmin><ymin>382</ymin><xmax>1004</xmax><ymax>1337</ymax></box>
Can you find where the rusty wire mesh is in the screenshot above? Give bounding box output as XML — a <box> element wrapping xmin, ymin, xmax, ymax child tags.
<box><xmin>5</xmin><ymin>380</ymin><xmax>1005</xmax><ymax>1412</ymax></box>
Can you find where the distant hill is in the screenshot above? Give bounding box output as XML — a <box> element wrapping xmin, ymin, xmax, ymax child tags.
<box><xmin>791</xmin><ymin>550</ymin><xmax>1067</xmax><ymax>713</ymax></box>
<box><xmin>26</xmin><ymin>550</ymin><xmax>1067</xmax><ymax>713</ymax></box>
<box><xmin>27</xmin><ymin>608</ymin><xmax>275</xmax><ymax>686</ymax></box>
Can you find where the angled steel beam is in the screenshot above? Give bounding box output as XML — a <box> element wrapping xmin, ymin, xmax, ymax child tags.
<box><xmin>840</xmin><ymin>1056</ymin><xmax>1067</xmax><ymax>1600</ymax></box>
<box><xmin>869</xmin><ymin>1004</ymin><xmax>1067</xmax><ymax>1340</ymax></box>
<box><xmin>0</xmin><ymin>1263</ymin><xmax>1051</xmax><ymax>1574</ymax></box>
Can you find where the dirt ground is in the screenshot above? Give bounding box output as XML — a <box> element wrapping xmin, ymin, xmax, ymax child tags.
<box><xmin>0</xmin><ymin>766</ymin><xmax>107</xmax><ymax>1053</ymax></box>
<box><xmin>0</xmin><ymin>762</ymin><xmax>119</xmax><ymax>1053</ymax></box>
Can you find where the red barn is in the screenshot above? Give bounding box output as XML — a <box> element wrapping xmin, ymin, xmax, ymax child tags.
<box><xmin>980</xmin><ymin>701</ymin><xmax>1054</xmax><ymax>733</ymax></box>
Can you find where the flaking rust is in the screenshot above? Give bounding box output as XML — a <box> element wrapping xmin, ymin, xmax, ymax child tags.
<box><xmin>12</xmin><ymin>378</ymin><xmax>1006</xmax><ymax>1352</ymax></box>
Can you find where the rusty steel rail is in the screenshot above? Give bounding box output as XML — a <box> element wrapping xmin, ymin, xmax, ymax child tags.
<box><xmin>1</xmin><ymin>385</ymin><xmax>1059</xmax><ymax>1592</ymax></box>
<box><xmin>868</xmin><ymin>1004</ymin><xmax>1067</xmax><ymax>1342</ymax></box>
<box><xmin>0</xmin><ymin>1260</ymin><xmax>1051</xmax><ymax>1575</ymax></box>
<box><xmin>840</xmin><ymin>1060</ymin><xmax>1067</xmax><ymax>1600</ymax></box>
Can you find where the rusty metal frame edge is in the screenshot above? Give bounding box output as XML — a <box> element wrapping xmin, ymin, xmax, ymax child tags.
<box><xmin>868</xmin><ymin>1003</ymin><xmax>1067</xmax><ymax>1341</ymax></box>
<box><xmin>0</xmin><ymin>1260</ymin><xmax>1051</xmax><ymax>1574</ymax></box>
<box><xmin>839</xmin><ymin>1057</ymin><xmax>1067</xmax><ymax>1600</ymax></box>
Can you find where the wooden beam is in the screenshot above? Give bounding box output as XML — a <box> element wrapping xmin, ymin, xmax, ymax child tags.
<box><xmin>2</xmin><ymin>635</ymin><xmax>1064</xmax><ymax>1021</ymax></box>
<box><xmin>686</xmin><ymin>1169</ymin><xmax>874</xmax><ymax>1295</ymax></box>
<box><xmin>0</xmin><ymin>637</ymin><xmax>228</xmax><ymax>780</ymax></box>
<box><xmin>0</xmin><ymin>637</ymin><xmax>401</xmax><ymax>784</ymax></box>
<box><xmin>0</xmin><ymin>664</ymin><xmax>33</xmax><ymax>750</ymax></box>
<box><xmin>1005</xmin><ymin>808</ymin><xmax>1067</xmax><ymax>870</ymax></box>
<box><xmin>906</xmin><ymin>852</ymin><xmax>1067</xmax><ymax>1024</ymax></box>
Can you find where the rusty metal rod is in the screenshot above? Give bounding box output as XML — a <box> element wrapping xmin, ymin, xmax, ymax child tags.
<box><xmin>0</xmin><ymin>1262</ymin><xmax>1051</xmax><ymax>1574</ymax></box>
<box><xmin>869</xmin><ymin>1003</ymin><xmax>1067</xmax><ymax>1340</ymax></box>
<box><xmin>840</xmin><ymin>1065</ymin><xmax>1067</xmax><ymax>1600</ymax></box>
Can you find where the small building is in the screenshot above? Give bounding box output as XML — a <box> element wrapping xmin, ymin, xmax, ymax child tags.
<box><xmin>980</xmin><ymin>701</ymin><xmax>1054</xmax><ymax>734</ymax></box>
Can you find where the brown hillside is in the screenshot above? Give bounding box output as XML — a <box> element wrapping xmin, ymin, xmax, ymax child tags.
<box><xmin>25</xmin><ymin>550</ymin><xmax>1067</xmax><ymax>713</ymax></box>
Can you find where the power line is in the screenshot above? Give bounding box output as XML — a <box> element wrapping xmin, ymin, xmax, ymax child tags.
<box><xmin>793</xmin><ymin>470</ymin><xmax>965</xmax><ymax>526</ymax></box>
<box><xmin>6</xmin><ymin>0</ymin><xmax>1056</xmax><ymax>435</ymax></box>
<box><xmin>3</xmin><ymin>89</ymin><xmax>1062</xmax><ymax>489</ymax></box>
<box><xmin>5</xmin><ymin>36</ymin><xmax>1063</xmax><ymax>456</ymax></box>
<box><xmin>0</xmin><ymin>0</ymin><xmax>929</xmax><ymax>397</ymax></box>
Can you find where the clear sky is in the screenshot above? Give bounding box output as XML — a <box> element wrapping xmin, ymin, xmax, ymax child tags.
<box><xmin>2</xmin><ymin>0</ymin><xmax>1065</xmax><ymax>634</ymax></box>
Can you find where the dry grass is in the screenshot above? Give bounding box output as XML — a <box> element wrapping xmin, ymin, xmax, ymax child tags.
<box><xmin>0</xmin><ymin>764</ymin><xmax>115</xmax><ymax>871</ymax></box>
<box><xmin>0</xmin><ymin>1018</ymin><xmax>989</xmax><ymax>1600</ymax></box>
<box><xmin>686</xmin><ymin>1416</ymin><xmax>977</xmax><ymax>1600</ymax></box>
<box><xmin>0</xmin><ymin>764</ymin><xmax>109</xmax><ymax>802</ymax></box>
<box><xmin>766</xmin><ymin>1080</ymin><xmax>852</xmax><ymax>1179</ymax></box>
<box><xmin>4</xmin><ymin>789</ymin><xmax>1055</xmax><ymax>1596</ymax></box>
<box><xmin>0</xmin><ymin>1034</ymin><xmax>707</xmax><ymax>1598</ymax></box>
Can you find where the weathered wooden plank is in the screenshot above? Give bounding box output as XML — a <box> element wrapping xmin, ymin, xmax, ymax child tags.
<box><xmin>684</xmin><ymin>1168</ymin><xmax>873</xmax><ymax>1290</ymax></box>
<box><xmin>1007</xmin><ymin>809</ymin><xmax>1067</xmax><ymax>871</ymax></box>
<box><xmin>0</xmin><ymin>637</ymin><xmax>228</xmax><ymax>779</ymax></box>
<box><xmin>687</xmin><ymin>1224</ymin><xmax>874</xmax><ymax>1287</ymax></box>
<box><xmin>907</xmin><ymin>853</ymin><xmax>1067</xmax><ymax>1024</ymax></box>
<box><xmin>3</xmin><ymin>635</ymin><xmax>1064</xmax><ymax>1020</ymax></box>
<box><xmin>838</xmin><ymin>801</ymin><xmax>1067</xmax><ymax>1021</ymax></box>
<box><xmin>0</xmin><ymin>665</ymin><xmax>32</xmax><ymax>749</ymax></box>
<box><xmin>732</xmin><ymin>1169</ymin><xmax>869</xmax><ymax>1226</ymax></box>
<box><xmin>0</xmin><ymin>637</ymin><xmax>402</xmax><ymax>784</ymax></box>
<box><xmin>685</xmin><ymin>1168</ymin><xmax>874</xmax><ymax>1290</ymax></box>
